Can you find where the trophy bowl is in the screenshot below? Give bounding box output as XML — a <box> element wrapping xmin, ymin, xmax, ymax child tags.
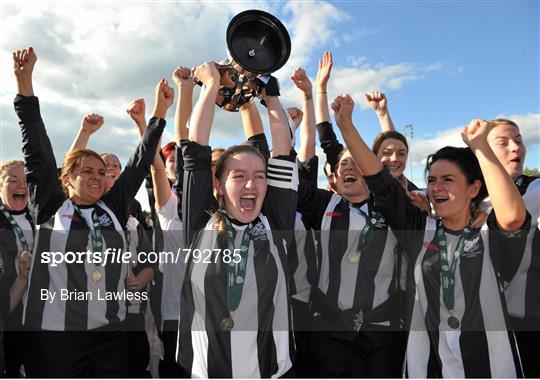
<box><xmin>195</xmin><ymin>9</ymin><xmax>291</xmax><ymax>112</ymax></box>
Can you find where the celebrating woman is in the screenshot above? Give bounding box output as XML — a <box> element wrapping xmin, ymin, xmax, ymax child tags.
<box><xmin>332</xmin><ymin>93</ymin><xmax>528</xmax><ymax>377</ymax></box>
<box><xmin>0</xmin><ymin>160</ymin><xmax>33</xmax><ymax>377</ymax></box>
<box><xmin>13</xmin><ymin>47</ymin><xmax>171</xmax><ymax>377</ymax></box>
<box><xmin>177</xmin><ymin>61</ymin><xmax>297</xmax><ymax>378</ymax></box>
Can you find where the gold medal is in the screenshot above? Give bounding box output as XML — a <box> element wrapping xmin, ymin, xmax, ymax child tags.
<box><xmin>447</xmin><ymin>315</ymin><xmax>460</xmax><ymax>329</ymax></box>
<box><xmin>348</xmin><ymin>251</ymin><xmax>360</xmax><ymax>263</ymax></box>
<box><xmin>220</xmin><ymin>315</ymin><xmax>234</xmax><ymax>332</ymax></box>
<box><xmin>91</xmin><ymin>270</ymin><xmax>103</xmax><ymax>283</ymax></box>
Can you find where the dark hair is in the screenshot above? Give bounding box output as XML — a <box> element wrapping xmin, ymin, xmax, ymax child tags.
<box><xmin>372</xmin><ymin>131</ymin><xmax>409</xmax><ymax>155</ymax></box>
<box><xmin>425</xmin><ymin>146</ymin><xmax>488</xmax><ymax>205</ymax></box>
<box><xmin>100</xmin><ymin>152</ymin><xmax>122</xmax><ymax>170</ymax></box>
<box><xmin>213</xmin><ymin>144</ymin><xmax>266</xmax><ymax>232</ymax></box>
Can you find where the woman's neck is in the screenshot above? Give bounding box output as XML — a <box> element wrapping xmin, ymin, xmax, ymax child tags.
<box><xmin>442</xmin><ymin>209</ymin><xmax>470</xmax><ymax>231</ymax></box>
<box><xmin>344</xmin><ymin>191</ymin><xmax>370</xmax><ymax>205</ymax></box>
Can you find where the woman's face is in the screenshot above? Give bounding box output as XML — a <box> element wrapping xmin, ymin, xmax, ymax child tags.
<box><xmin>101</xmin><ymin>154</ymin><xmax>121</xmax><ymax>192</ymax></box>
<box><xmin>0</xmin><ymin>164</ymin><xmax>28</xmax><ymax>211</ymax></box>
<box><xmin>165</xmin><ymin>152</ymin><xmax>176</xmax><ymax>183</ymax></box>
<box><xmin>64</xmin><ymin>156</ymin><xmax>107</xmax><ymax>205</ymax></box>
<box><xmin>427</xmin><ymin>159</ymin><xmax>480</xmax><ymax>220</ymax></box>
<box><xmin>216</xmin><ymin>153</ymin><xmax>267</xmax><ymax>224</ymax></box>
<box><xmin>376</xmin><ymin>138</ymin><xmax>408</xmax><ymax>178</ymax></box>
<box><xmin>487</xmin><ymin>123</ymin><xmax>526</xmax><ymax>181</ymax></box>
<box><xmin>335</xmin><ymin>151</ymin><xmax>369</xmax><ymax>202</ymax></box>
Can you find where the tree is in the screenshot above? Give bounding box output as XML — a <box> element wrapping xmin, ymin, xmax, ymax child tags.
<box><xmin>523</xmin><ymin>167</ymin><xmax>539</xmax><ymax>176</ymax></box>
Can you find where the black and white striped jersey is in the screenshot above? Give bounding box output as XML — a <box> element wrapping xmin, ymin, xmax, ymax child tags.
<box><xmin>126</xmin><ymin>216</ymin><xmax>154</xmax><ymax>315</ymax></box>
<box><xmin>365</xmin><ymin>168</ymin><xmax>530</xmax><ymax>378</ymax></box>
<box><xmin>177</xmin><ymin>141</ymin><xmax>298</xmax><ymax>378</ymax></box>
<box><xmin>503</xmin><ymin>175</ymin><xmax>540</xmax><ymax>324</ymax></box>
<box><xmin>155</xmin><ymin>192</ymin><xmax>186</xmax><ymax>322</ymax></box>
<box><xmin>15</xmin><ymin>95</ymin><xmax>164</xmax><ymax>331</ymax></box>
<box><xmin>0</xmin><ymin>207</ymin><xmax>35</xmax><ymax>325</ymax></box>
<box><xmin>298</xmin><ymin>183</ymin><xmax>402</xmax><ymax>328</ymax></box>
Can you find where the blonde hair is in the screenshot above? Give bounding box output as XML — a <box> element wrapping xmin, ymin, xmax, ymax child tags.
<box><xmin>488</xmin><ymin>118</ymin><xmax>520</xmax><ymax>131</ymax></box>
<box><xmin>0</xmin><ymin>160</ymin><xmax>24</xmax><ymax>189</ymax></box>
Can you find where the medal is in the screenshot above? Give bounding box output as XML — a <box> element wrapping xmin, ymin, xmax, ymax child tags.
<box><xmin>91</xmin><ymin>270</ymin><xmax>103</xmax><ymax>283</ymax></box>
<box><xmin>447</xmin><ymin>316</ymin><xmax>460</xmax><ymax>329</ymax></box>
<box><xmin>348</xmin><ymin>251</ymin><xmax>360</xmax><ymax>263</ymax></box>
<box><xmin>221</xmin><ymin>315</ymin><xmax>234</xmax><ymax>332</ymax></box>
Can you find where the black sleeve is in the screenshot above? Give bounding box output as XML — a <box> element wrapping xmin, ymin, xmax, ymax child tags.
<box><xmin>133</xmin><ymin>222</ymin><xmax>156</xmax><ymax>274</ymax></box>
<box><xmin>182</xmin><ymin>141</ymin><xmax>214</xmax><ymax>247</ymax></box>
<box><xmin>364</xmin><ymin>168</ymin><xmax>427</xmax><ymax>254</ymax></box>
<box><xmin>297</xmin><ymin>179</ymin><xmax>333</xmax><ymax>230</ymax></box>
<box><xmin>297</xmin><ymin>155</ymin><xmax>319</xmax><ymax>186</ymax></box>
<box><xmin>0</xmin><ymin>253</ymin><xmax>16</xmax><ymax>320</ymax></box>
<box><xmin>316</xmin><ymin>121</ymin><xmax>344</xmax><ymax>173</ymax></box>
<box><xmin>263</xmin><ymin>154</ymin><xmax>299</xmax><ymax>231</ymax></box>
<box><xmin>171</xmin><ymin>141</ymin><xmax>188</xmax><ymax>220</ymax></box>
<box><xmin>245</xmin><ymin>133</ymin><xmax>270</xmax><ymax>161</ymax></box>
<box><xmin>488</xmin><ymin>210</ymin><xmax>532</xmax><ymax>282</ymax></box>
<box><xmin>15</xmin><ymin>95</ymin><xmax>65</xmax><ymax>224</ymax></box>
<box><xmin>103</xmin><ymin>116</ymin><xmax>165</xmax><ymax>227</ymax></box>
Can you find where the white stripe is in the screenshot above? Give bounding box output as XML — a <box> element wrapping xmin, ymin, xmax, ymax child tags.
<box><xmin>267</xmin><ymin>158</ymin><xmax>298</xmax><ymax>190</ymax></box>
<box><xmin>318</xmin><ymin>195</ymin><xmax>342</xmax><ymax>294</ymax></box>
<box><xmin>406</xmin><ymin>219</ymin><xmax>436</xmax><ymax>378</ymax></box>
<box><xmin>480</xmin><ymin>228</ymin><xmax>516</xmax><ymax>378</ymax></box>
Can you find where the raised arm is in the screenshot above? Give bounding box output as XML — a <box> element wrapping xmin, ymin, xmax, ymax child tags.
<box><xmin>291</xmin><ymin>67</ymin><xmax>316</xmax><ymax>161</ymax></box>
<box><xmin>104</xmin><ymin>80</ymin><xmax>172</xmax><ymax>225</ymax></box>
<box><xmin>182</xmin><ymin>62</ymin><xmax>220</xmax><ymax>246</ymax></box>
<box><xmin>68</xmin><ymin>113</ymin><xmax>104</xmax><ymax>152</ymax></box>
<box><xmin>188</xmin><ymin>62</ymin><xmax>220</xmax><ymax>145</ymax></box>
<box><xmin>13</xmin><ymin>47</ymin><xmax>65</xmax><ymax>223</ymax></box>
<box><xmin>315</xmin><ymin>51</ymin><xmax>332</xmax><ymax>124</ymax></box>
<box><xmin>260</xmin><ymin>78</ymin><xmax>292</xmax><ymax>157</ymax></box>
<box><xmin>365</xmin><ymin>91</ymin><xmax>395</xmax><ymax>132</ymax></box>
<box><xmin>172</xmin><ymin>66</ymin><xmax>194</xmax><ymax>145</ymax></box>
<box><xmin>332</xmin><ymin>95</ymin><xmax>383</xmax><ymax>176</ymax></box>
<box><xmin>462</xmin><ymin>119</ymin><xmax>526</xmax><ymax>231</ymax></box>
<box><xmin>240</xmin><ymin>101</ymin><xmax>271</xmax><ymax>160</ymax></box>
<box><xmin>333</xmin><ymin>94</ymin><xmax>426</xmax><ymax>236</ymax></box>
<box><xmin>128</xmin><ymin>98</ymin><xmax>171</xmax><ymax>211</ymax></box>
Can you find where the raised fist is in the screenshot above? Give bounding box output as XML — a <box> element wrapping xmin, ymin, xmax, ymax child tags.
<box><xmin>364</xmin><ymin>91</ymin><xmax>387</xmax><ymax>115</ymax></box>
<box><xmin>331</xmin><ymin>94</ymin><xmax>355</xmax><ymax>128</ymax></box>
<box><xmin>126</xmin><ymin>98</ymin><xmax>146</xmax><ymax>126</ymax></box>
<box><xmin>81</xmin><ymin>113</ymin><xmax>104</xmax><ymax>134</ymax></box>
<box><xmin>290</xmin><ymin>67</ymin><xmax>312</xmax><ymax>95</ymax></box>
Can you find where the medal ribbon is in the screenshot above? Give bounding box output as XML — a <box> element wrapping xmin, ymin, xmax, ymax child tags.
<box><xmin>0</xmin><ymin>203</ymin><xmax>32</xmax><ymax>253</ymax></box>
<box><xmin>72</xmin><ymin>204</ymin><xmax>104</xmax><ymax>263</ymax></box>
<box><xmin>221</xmin><ymin>213</ymin><xmax>253</xmax><ymax>312</ymax></box>
<box><xmin>437</xmin><ymin>221</ymin><xmax>477</xmax><ymax>313</ymax></box>
<box><xmin>353</xmin><ymin>207</ymin><xmax>375</xmax><ymax>253</ymax></box>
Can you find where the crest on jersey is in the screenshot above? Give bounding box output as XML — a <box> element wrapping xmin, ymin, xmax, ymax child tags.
<box><xmin>250</xmin><ymin>221</ymin><xmax>267</xmax><ymax>241</ymax></box>
<box><xmin>463</xmin><ymin>235</ymin><xmax>480</xmax><ymax>253</ymax></box>
<box><xmin>98</xmin><ymin>213</ymin><xmax>113</xmax><ymax>227</ymax></box>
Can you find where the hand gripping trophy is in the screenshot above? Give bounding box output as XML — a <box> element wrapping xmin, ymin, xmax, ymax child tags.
<box><xmin>194</xmin><ymin>9</ymin><xmax>291</xmax><ymax>111</ymax></box>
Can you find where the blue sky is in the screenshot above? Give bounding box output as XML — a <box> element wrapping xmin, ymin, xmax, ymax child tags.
<box><xmin>0</xmin><ymin>1</ymin><xmax>538</xmax><ymax>210</ymax></box>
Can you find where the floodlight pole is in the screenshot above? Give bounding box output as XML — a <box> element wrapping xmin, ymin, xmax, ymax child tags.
<box><xmin>404</xmin><ymin>124</ymin><xmax>414</xmax><ymax>182</ymax></box>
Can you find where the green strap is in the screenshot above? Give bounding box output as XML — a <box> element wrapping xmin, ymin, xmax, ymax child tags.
<box><xmin>72</xmin><ymin>204</ymin><xmax>104</xmax><ymax>262</ymax></box>
<box><xmin>221</xmin><ymin>213</ymin><xmax>253</xmax><ymax>312</ymax></box>
<box><xmin>0</xmin><ymin>203</ymin><xmax>32</xmax><ymax>252</ymax></box>
<box><xmin>353</xmin><ymin>206</ymin><xmax>375</xmax><ymax>253</ymax></box>
<box><xmin>437</xmin><ymin>221</ymin><xmax>477</xmax><ymax>313</ymax></box>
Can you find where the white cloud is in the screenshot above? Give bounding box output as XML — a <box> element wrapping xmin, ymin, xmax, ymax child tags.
<box><xmin>406</xmin><ymin>114</ymin><xmax>540</xmax><ymax>166</ymax></box>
